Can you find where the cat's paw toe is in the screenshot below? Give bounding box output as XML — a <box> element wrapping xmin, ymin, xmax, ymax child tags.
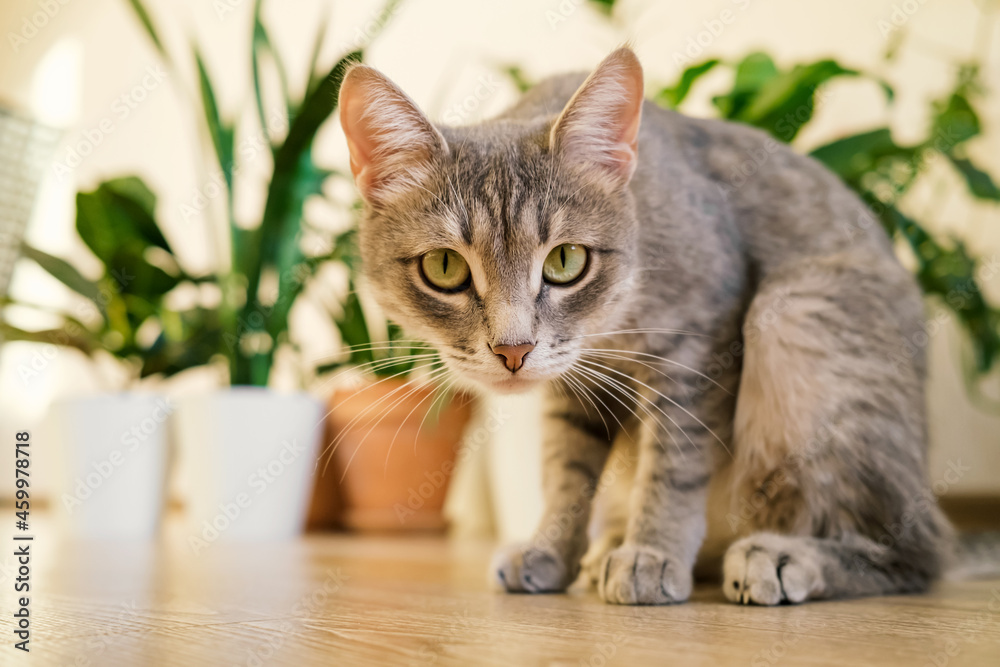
<box><xmin>598</xmin><ymin>545</ymin><xmax>691</xmax><ymax>605</ymax></box>
<box><xmin>491</xmin><ymin>542</ymin><xmax>575</xmax><ymax>593</ymax></box>
<box><xmin>580</xmin><ymin>534</ymin><xmax>624</xmax><ymax>588</ymax></box>
<box><xmin>723</xmin><ymin>534</ymin><xmax>823</xmax><ymax>605</ymax></box>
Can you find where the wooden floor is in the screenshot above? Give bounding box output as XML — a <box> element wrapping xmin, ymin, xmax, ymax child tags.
<box><xmin>4</xmin><ymin>517</ymin><xmax>1000</xmax><ymax>666</ymax></box>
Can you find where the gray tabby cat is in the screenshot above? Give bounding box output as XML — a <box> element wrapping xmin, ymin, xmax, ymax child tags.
<box><xmin>338</xmin><ymin>47</ymin><xmax>957</xmax><ymax>605</ymax></box>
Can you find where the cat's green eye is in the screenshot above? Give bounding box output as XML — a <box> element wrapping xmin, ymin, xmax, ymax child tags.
<box><xmin>420</xmin><ymin>249</ymin><xmax>471</xmax><ymax>292</ymax></box>
<box><xmin>543</xmin><ymin>244</ymin><xmax>588</xmax><ymax>285</ymax></box>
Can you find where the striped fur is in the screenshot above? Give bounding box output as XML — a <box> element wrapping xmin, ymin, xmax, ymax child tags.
<box><xmin>341</xmin><ymin>48</ymin><xmax>958</xmax><ymax>605</ymax></box>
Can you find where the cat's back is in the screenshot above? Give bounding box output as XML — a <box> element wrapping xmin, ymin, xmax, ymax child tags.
<box><xmin>640</xmin><ymin>108</ymin><xmax>900</xmax><ymax>272</ymax></box>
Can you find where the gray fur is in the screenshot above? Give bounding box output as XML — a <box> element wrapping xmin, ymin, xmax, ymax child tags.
<box><xmin>342</xmin><ymin>49</ymin><xmax>956</xmax><ymax>605</ymax></box>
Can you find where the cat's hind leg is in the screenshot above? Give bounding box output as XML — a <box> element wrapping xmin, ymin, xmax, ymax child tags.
<box><xmin>725</xmin><ymin>252</ymin><xmax>953</xmax><ymax>605</ymax></box>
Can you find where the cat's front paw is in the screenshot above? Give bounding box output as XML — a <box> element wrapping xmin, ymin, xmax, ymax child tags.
<box><xmin>723</xmin><ymin>534</ymin><xmax>824</xmax><ymax>605</ymax></box>
<box><xmin>491</xmin><ymin>542</ymin><xmax>577</xmax><ymax>593</ymax></box>
<box><xmin>580</xmin><ymin>533</ymin><xmax>624</xmax><ymax>588</ymax></box>
<box><xmin>598</xmin><ymin>545</ymin><xmax>692</xmax><ymax>605</ymax></box>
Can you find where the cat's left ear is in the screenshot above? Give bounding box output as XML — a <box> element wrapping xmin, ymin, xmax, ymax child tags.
<box><xmin>339</xmin><ymin>64</ymin><xmax>449</xmax><ymax>206</ymax></box>
<box><xmin>550</xmin><ymin>47</ymin><xmax>644</xmax><ymax>184</ymax></box>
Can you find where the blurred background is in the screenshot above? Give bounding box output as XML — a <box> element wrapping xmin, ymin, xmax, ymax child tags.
<box><xmin>1</xmin><ymin>0</ymin><xmax>999</xmax><ymax>545</ymax></box>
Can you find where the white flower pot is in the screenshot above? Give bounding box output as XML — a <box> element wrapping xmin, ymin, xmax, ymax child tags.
<box><xmin>54</xmin><ymin>394</ymin><xmax>173</xmax><ymax>540</ymax></box>
<box><xmin>176</xmin><ymin>388</ymin><xmax>323</xmax><ymax>547</ymax></box>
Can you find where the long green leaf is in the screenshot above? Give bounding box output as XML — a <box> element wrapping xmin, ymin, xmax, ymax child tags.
<box><xmin>0</xmin><ymin>322</ymin><xmax>97</xmax><ymax>355</ymax></box>
<box><xmin>737</xmin><ymin>60</ymin><xmax>858</xmax><ymax>140</ymax></box>
<box><xmin>305</xmin><ymin>10</ymin><xmax>332</xmax><ymax>98</ymax></box>
<box><xmin>887</xmin><ymin>206</ymin><xmax>999</xmax><ymax>373</ymax></box>
<box><xmin>656</xmin><ymin>59</ymin><xmax>719</xmax><ymax>109</ymax></box>
<box><xmin>19</xmin><ymin>243</ymin><xmax>105</xmax><ymax>314</ymax></box>
<box><xmin>248</xmin><ymin>51</ymin><xmax>360</xmax><ymax>327</ymax></box>
<box><xmin>947</xmin><ymin>155</ymin><xmax>1000</xmax><ymax>201</ymax></box>
<box><xmin>810</xmin><ymin>128</ymin><xmax>915</xmax><ymax>187</ymax></box>
<box><xmin>194</xmin><ymin>49</ymin><xmax>235</xmax><ymax>192</ymax></box>
<box><xmin>124</xmin><ymin>0</ymin><xmax>169</xmax><ymax>62</ymax></box>
<box><xmin>712</xmin><ymin>52</ymin><xmax>778</xmax><ymax>118</ymax></box>
<box><xmin>251</xmin><ymin>0</ymin><xmax>292</xmax><ymax>142</ymax></box>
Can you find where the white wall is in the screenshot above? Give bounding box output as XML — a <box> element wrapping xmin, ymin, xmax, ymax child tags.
<box><xmin>1</xmin><ymin>0</ymin><xmax>998</xmax><ymax>523</ymax></box>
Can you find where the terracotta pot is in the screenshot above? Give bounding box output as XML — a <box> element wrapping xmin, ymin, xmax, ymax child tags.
<box><xmin>307</xmin><ymin>379</ymin><xmax>473</xmax><ymax>532</ymax></box>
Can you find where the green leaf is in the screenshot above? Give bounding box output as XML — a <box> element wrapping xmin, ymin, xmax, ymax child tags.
<box><xmin>305</xmin><ymin>11</ymin><xmax>332</xmax><ymax>98</ymax></box>
<box><xmin>139</xmin><ymin>308</ymin><xmax>223</xmax><ymax>378</ymax></box>
<box><xmin>810</xmin><ymin>128</ymin><xmax>916</xmax><ymax>188</ymax></box>
<box><xmin>712</xmin><ymin>52</ymin><xmax>779</xmax><ymax>119</ymax></box>
<box><xmin>374</xmin><ymin>321</ymin><xmax>423</xmax><ymax>377</ymax></box>
<box><xmin>19</xmin><ymin>243</ymin><xmax>105</xmax><ymax>315</ymax></box>
<box><xmin>194</xmin><ymin>49</ymin><xmax>235</xmax><ymax>192</ymax></box>
<box><xmin>280</xmin><ymin>51</ymin><xmax>361</xmax><ymax>166</ymax></box>
<box><xmin>931</xmin><ymin>93</ymin><xmax>980</xmax><ymax>150</ymax></box>
<box><xmin>886</xmin><ymin>206</ymin><xmax>999</xmax><ymax>373</ymax></box>
<box><xmin>877</xmin><ymin>79</ymin><xmax>895</xmax><ymax>104</ymax></box>
<box><xmin>246</xmin><ymin>51</ymin><xmax>361</xmax><ymax>350</ymax></box>
<box><xmin>502</xmin><ymin>65</ymin><xmax>534</xmax><ymax>94</ymax></box>
<box><xmin>336</xmin><ymin>284</ymin><xmax>374</xmax><ymax>366</ymax></box>
<box><xmin>588</xmin><ymin>0</ymin><xmax>616</xmax><ymax>15</ymax></box>
<box><xmin>947</xmin><ymin>155</ymin><xmax>1000</xmax><ymax>201</ymax></box>
<box><xmin>0</xmin><ymin>322</ymin><xmax>98</xmax><ymax>355</ymax></box>
<box><xmin>104</xmin><ymin>176</ymin><xmax>171</xmax><ymax>252</ymax></box>
<box><xmin>75</xmin><ymin>181</ymin><xmax>179</xmax><ymax>299</ymax></box>
<box><xmin>736</xmin><ymin>60</ymin><xmax>858</xmax><ymax>140</ymax></box>
<box><xmin>251</xmin><ymin>0</ymin><xmax>292</xmax><ymax>142</ymax></box>
<box><xmin>124</xmin><ymin>0</ymin><xmax>169</xmax><ymax>61</ymax></box>
<box><xmin>655</xmin><ymin>59</ymin><xmax>719</xmax><ymax>109</ymax></box>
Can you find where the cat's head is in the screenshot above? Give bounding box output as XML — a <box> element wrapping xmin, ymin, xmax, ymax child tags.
<box><xmin>339</xmin><ymin>48</ymin><xmax>644</xmax><ymax>394</ymax></box>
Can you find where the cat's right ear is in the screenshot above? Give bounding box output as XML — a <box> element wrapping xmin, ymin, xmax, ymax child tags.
<box><xmin>339</xmin><ymin>65</ymin><xmax>448</xmax><ymax>206</ymax></box>
<box><xmin>550</xmin><ymin>48</ymin><xmax>644</xmax><ymax>185</ymax></box>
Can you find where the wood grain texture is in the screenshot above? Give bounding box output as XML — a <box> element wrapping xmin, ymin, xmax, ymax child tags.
<box><xmin>2</xmin><ymin>516</ymin><xmax>1000</xmax><ymax>666</ymax></box>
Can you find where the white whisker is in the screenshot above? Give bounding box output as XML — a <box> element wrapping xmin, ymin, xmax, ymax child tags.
<box><xmin>573</xmin><ymin>328</ymin><xmax>710</xmax><ymax>340</ymax></box>
<box><xmin>317</xmin><ymin>360</ymin><xmax>443</xmax><ymax>475</ymax></box>
<box><xmin>340</xmin><ymin>373</ymin><xmax>443</xmax><ymax>483</ymax></box>
<box><xmin>561</xmin><ymin>372</ymin><xmax>612</xmax><ymax>440</ymax></box>
<box><xmin>413</xmin><ymin>374</ymin><xmax>459</xmax><ymax>455</ymax></box>
<box><xmin>382</xmin><ymin>367</ymin><xmax>453</xmax><ymax>470</ymax></box>
<box><xmin>311</xmin><ymin>355</ymin><xmax>443</xmax><ymax>428</ymax></box>
<box><xmin>577</xmin><ymin>358</ymin><xmax>732</xmax><ymax>458</ymax></box>
<box><xmin>579</xmin><ymin>348</ymin><xmax>734</xmax><ymax>397</ymax></box>
<box><xmin>571</xmin><ymin>363</ymin><xmax>675</xmax><ymax>453</ymax></box>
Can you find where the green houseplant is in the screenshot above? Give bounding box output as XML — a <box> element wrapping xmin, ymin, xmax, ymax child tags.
<box><xmin>3</xmin><ymin>0</ymin><xmax>470</xmax><ymax>534</ymax></box>
<box><xmin>3</xmin><ymin>0</ymin><xmax>399</xmax><ymax>385</ymax></box>
<box><xmin>4</xmin><ymin>178</ymin><xmax>221</xmax><ymax>382</ymax></box>
<box><xmin>0</xmin><ymin>0</ymin><xmax>418</xmax><ymax>542</ymax></box>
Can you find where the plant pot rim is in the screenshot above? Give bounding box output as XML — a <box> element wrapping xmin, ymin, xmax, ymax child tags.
<box><xmin>182</xmin><ymin>387</ymin><xmax>321</xmax><ymax>401</ymax></box>
<box><xmin>53</xmin><ymin>392</ymin><xmax>169</xmax><ymax>408</ymax></box>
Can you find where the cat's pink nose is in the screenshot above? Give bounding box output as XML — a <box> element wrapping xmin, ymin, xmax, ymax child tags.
<box><xmin>491</xmin><ymin>343</ymin><xmax>535</xmax><ymax>373</ymax></box>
